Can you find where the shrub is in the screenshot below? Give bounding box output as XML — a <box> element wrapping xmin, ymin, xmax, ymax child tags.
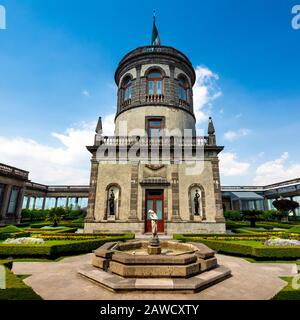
<box><xmin>0</xmin><ymin>232</ymin><xmax>30</xmax><ymax>241</ymax></box>
<box><xmin>21</xmin><ymin>209</ymin><xmax>49</xmax><ymax>221</ymax></box>
<box><xmin>224</xmin><ymin>210</ymin><xmax>242</xmax><ymax>221</ymax></box>
<box><xmin>241</xmin><ymin>210</ymin><xmax>264</xmax><ymax>228</ymax></box>
<box><xmin>0</xmin><ymin>233</ymin><xmax>135</xmax><ymax>258</ymax></box>
<box><xmin>174</xmin><ymin>234</ymin><xmax>300</xmax><ymax>259</ymax></box>
<box><xmin>0</xmin><ymin>225</ymin><xmax>22</xmax><ymax>234</ymax></box>
<box><xmin>260</xmin><ymin>210</ymin><xmax>279</xmax><ymax>221</ymax></box>
<box><xmin>287</xmin><ymin>226</ymin><xmax>300</xmax><ymax>234</ymax></box>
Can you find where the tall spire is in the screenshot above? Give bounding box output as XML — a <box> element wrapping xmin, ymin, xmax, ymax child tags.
<box><xmin>208</xmin><ymin>117</ymin><xmax>216</xmax><ymax>145</ymax></box>
<box><xmin>151</xmin><ymin>11</ymin><xmax>161</xmax><ymax>46</ymax></box>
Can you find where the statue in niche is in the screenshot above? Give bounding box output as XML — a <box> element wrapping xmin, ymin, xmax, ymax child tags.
<box><xmin>194</xmin><ymin>190</ymin><xmax>200</xmax><ymax>216</ymax></box>
<box><xmin>108</xmin><ymin>189</ymin><xmax>115</xmax><ymax>215</ymax></box>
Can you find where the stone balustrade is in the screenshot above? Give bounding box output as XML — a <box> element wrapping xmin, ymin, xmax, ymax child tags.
<box><xmin>98</xmin><ymin>136</ymin><xmax>209</xmax><ymax>147</ymax></box>
<box><xmin>0</xmin><ymin>163</ymin><xmax>29</xmax><ymax>180</ymax></box>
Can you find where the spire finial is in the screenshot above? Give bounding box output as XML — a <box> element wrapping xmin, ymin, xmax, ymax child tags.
<box><xmin>151</xmin><ymin>11</ymin><xmax>161</xmax><ymax>46</ymax></box>
<box><xmin>208</xmin><ymin>117</ymin><xmax>215</xmax><ymax>135</ymax></box>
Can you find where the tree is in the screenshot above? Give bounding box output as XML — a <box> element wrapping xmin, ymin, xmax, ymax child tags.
<box><xmin>45</xmin><ymin>207</ymin><xmax>66</xmax><ymax>227</ymax></box>
<box><xmin>272</xmin><ymin>198</ymin><xmax>299</xmax><ymax>222</ymax></box>
<box><xmin>241</xmin><ymin>210</ymin><xmax>263</xmax><ymax>228</ymax></box>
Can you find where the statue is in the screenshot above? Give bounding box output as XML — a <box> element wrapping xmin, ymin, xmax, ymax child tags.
<box><xmin>109</xmin><ymin>190</ymin><xmax>115</xmax><ymax>215</ymax></box>
<box><xmin>148</xmin><ymin>209</ymin><xmax>158</xmax><ymax>237</ymax></box>
<box><xmin>194</xmin><ymin>190</ymin><xmax>200</xmax><ymax>216</ymax></box>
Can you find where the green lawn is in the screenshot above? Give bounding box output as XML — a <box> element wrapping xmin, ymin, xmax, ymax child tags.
<box><xmin>0</xmin><ymin>265</ymin><xmax>42</xmax><ymax>300</ymax></box>
<box><xmin>272</xmin><ymin>277</ymin><xmax>300</xmax><ymax>300</ymax></box>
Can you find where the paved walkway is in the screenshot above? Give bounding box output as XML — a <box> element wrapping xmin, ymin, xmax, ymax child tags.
<box><xmin>12</xmin><ymin>254</ymin><xmax>298</xmax><ymax>300</ymax></box>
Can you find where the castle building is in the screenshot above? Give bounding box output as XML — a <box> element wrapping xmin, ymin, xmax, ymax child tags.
<box><xmin>84</xmin><ymin>21</ymin><xmax>226</xmax><ymax>234</ymax></box>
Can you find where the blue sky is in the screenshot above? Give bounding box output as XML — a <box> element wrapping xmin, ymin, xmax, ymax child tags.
<box><xmin>0</xmin><ymin>0</ymin><xmax>300</xmax><ymax>185</ymax></box>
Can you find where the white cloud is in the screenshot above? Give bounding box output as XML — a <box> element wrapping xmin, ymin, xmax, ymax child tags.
<box><xmin>102</xmin><ymin>113</ymin><xmax>115</xmax><ymax>136</ymax></box>
<box><xmin>81</xmin><ymin>90</ymin><xmax>91</xmax><ymax>97</ymax></box>
<box><xmin>0</xmin><ymin>122</ymin><xmax>96</xmax><ymax>185</ymax></box>
<box><xmin>223</xmin><ymin>128</ymin><xmax>251</xmax><ymax>141</ymax></box>
<box><xmin>219</xmin><ymin>152</ymin><xmax>250</xmax><ymax>177</ymax></box>
<box><xmin>193</xmin><ymin>66</ymin><xmax>222</xmax><ymax>125</ymax></box>
<box><xmin>253</xmin><ymin>152</ymin><xmax>300</xmax><ymax>185</ymax></box>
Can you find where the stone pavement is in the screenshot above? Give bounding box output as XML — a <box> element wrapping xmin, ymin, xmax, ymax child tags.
<box><xmin>12</xmin><ymin>254</ymin><xmax>298</xmax><ymax>300</ymax></box>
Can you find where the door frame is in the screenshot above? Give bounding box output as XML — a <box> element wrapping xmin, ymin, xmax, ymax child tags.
<box><xmin>144</xmin><ymin>189</ymin><xmax>164</xmax><ymax>234</ymax></box>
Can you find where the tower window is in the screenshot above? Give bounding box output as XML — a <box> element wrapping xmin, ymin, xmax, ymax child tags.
<box><xmin>178</xmin><ymin>76</ymin><xmax>189</xmax><ymax>102</ymax></box>
<box><xmin>146</xmin><ymin>118</ymin><xmax>164</xmax><ymax>138</ymax></box>
<box><xmin>147</xmin><ymin>70</ymin><xmax>163</xmax><ymax>96</ymax></box>
<box><xmin>122</xmin><ymin>77</ymin><xmax>132</xmax><ymax>101</ymax></box>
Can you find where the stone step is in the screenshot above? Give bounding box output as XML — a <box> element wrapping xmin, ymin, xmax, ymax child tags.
<box><xmin>78</xmin><ymin>265</ymin><xmax>231</xmax><ymax>293</ymax></box>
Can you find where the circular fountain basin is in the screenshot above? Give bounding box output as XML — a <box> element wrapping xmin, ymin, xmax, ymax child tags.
<box><xmin>78</xmin><ymin>240</ymin><xmax>231</xmax><ymax>292</ymax></box>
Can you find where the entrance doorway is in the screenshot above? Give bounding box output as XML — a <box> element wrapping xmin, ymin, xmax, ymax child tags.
<box><xmin>145</xmin><ymin>189</ymin><xmax>164</xmax><ymax>233</ymax></box>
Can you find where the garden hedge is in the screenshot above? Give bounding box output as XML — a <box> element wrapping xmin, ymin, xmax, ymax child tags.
<box><xmin>0</xmin><ymin>233</ymin><xmax>134</xmax><ymax>258</ymax></box>
<box><xmin>0</xmin><ymin>232</ymin><xmax>31</xmax><ymax>241</ymax></box>
<box><xmin>174</xmin><ymin>234</ymin><xmax>300</xmax><ymax>260</ymax></box>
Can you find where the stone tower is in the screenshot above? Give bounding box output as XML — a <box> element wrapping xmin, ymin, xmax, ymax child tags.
<box><xmin>85</xmin><ymin>22</ymin><xmax>225</xmax><ymax>235</ymax></box>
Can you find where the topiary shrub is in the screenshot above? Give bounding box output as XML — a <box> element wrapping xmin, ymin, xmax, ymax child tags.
<box><xmin>0</xmin><ymin>225</ymin><xmax>22</xmax><ymax>234</ymax></box>
<box><xmin>224</xmin><ymin>210</ymin><xmax>242</xmax><ymax>221</ymax></box>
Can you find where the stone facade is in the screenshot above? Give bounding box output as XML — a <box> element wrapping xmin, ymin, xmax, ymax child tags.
<box><xmin>0</xmin><ymin>163</ymin><xmax>28</xmax><ymax>225</ymax></box>
<box><xmin>85</xmin><ymin>44</ymin><xmax>226</xmax><ymax>235</ymax></box>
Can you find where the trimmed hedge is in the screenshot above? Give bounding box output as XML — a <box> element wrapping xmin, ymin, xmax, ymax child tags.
<box><xmin>174</xmin><ymin>234</ymin><xmax>300</xmax><ymax>260</ymax></box>
<box><xmin>0</xmin><ymin>225</ymin><xmax>22</xmax><ymax>234</ymax></box>
<box><xmin>26</xmin><ymin>227</ymin><xmax>78</xmax><ymax>234</ymax></box>
<box><xmin>287</xmin><ymin>226</ymin><xmax>300</xmax><ymax>234</ymax></box>
<box><xmin>0</xmin><ymin>232</ymin><xmax>31</xmax><ymax>241</ymax></box>
<box><xmin>35</xmin><ymin>232</ymin><xmax>133</xmax><ymax>241</ymax></box>
<box><xmin>0</xmin><ymin>233</ymin><xmax>134</xmax><ymax>258</ymax></box>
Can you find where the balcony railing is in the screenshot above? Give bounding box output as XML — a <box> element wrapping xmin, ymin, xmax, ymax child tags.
<box><xmin>145</xmin><ymin>94</ymin><xmax>164</xmax><ymax>103</ymax></box>
<box><xmin>179</xmin><ymin>99</ymin><xmax>190</xmax><ymax>108</ymax></box>
<box><xmin>120</xmin><ymin>98</ymin><xmax>131</xmax><ymax>109</ymax></box>
<box><xmin>98</xmin><ymin>136</ymin><xmax>208</xmax><ymax>147</ymax></box>
<box><xmin>0</xmin><ymin>163</ymin><xmax>29</xmax><ymax>180</ymax></box>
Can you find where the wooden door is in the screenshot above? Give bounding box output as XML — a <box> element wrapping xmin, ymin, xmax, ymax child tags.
<box><xmin>145</xmin><ymin>190</ymin><xmax>164</xmax><ymax>233</ymax></box>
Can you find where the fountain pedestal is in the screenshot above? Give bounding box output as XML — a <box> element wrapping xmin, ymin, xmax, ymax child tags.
<box><xmin>147</xmin><ymin>235</ymin><xmax>161</xmax><ymax>255</ymax></box>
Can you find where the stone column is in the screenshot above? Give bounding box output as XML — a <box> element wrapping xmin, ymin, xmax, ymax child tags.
<box><xmin>171</xmin><ymin>172</ymin><xmax>181</xmax><ymax>221</ymax></box>
<box><xmin>26</xmin><ymin>196</ymin><xmax>30</xmax><ymax>209</ymax></box>
<box><xmin>42</xmin><ymin>197</ymin><xmax>46</xmax><ymax>210</ymax></box>
<box><xmin>85</xmin><ymin>157</ymin><xmax>99</xmax><ymax>222</ymax></box>
<box><xmin>66</xmin><ymin>197</ymin><xmax>69</xmax><ymax>209</ymax></box>
<box><xmin>0</xmin><ymin>185</ymin><xmax>12</xmax><ymax>224</ymax></box>
<box><xmin>15</xmin><ymin>187</ymin><xmax>25</xmax><ymax>223</ymax></box>
<box><xmin>33</xmin><ymin>197</ymin><xmax>37</xmax><ymax>210</ymax></box>
<box><xmin>212</xmin><ymin>157</ymin><xmax>225</xmax><ymax>223</ymax></box>
<box><xmin>128</xmin><ymin>163</ymin><xmax>139</xmax><ymax>222</ymax></box>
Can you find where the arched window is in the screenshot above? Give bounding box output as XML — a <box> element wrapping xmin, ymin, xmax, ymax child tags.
<box><xmin>147</xmin><ymin>70</ymin><xmax>163</xmax><ymax>96</ymax></box>
<box><xmin>178</xmin><ymin>76</ymin><xmax>189</xmax><ymax>102</ymax></box>
<box><xmin>122</xmin><ymin>77</ymin><xmax>132</xmax><ymax>102</ymax></box>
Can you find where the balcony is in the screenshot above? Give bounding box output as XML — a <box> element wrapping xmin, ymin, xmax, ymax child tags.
<box><xmin>120</xmin><ymin>98</ymin><xmax>131</xmax><ymax>109</ymax></box>
<box><xmin>179</xmin><ymin>99</ymin><xmax>190</xmax><ymax>108</ymax></box>
<box><xmin>145</xmin><ymin>94</ymin><xmax>164</xmax><ymax>103</ymax></box>
<box><xmin>98</xmin><ymin>136</ymin><xmax>208</xmax><ymax>147</ymax></box>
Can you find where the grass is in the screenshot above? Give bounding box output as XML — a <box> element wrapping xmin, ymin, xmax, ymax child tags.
<box><xmin>244</xmin><ymin>257</ymin><xmax>300</xmax><ymax>264</ymax></box>
<box><xmin>0</xmin><ymin>265</ymin><xmax>42</xmax><ymax>300</ymax></box>
<box><xmin>272</xmin><ymin>277</ymin><xmax>300</xmax><ymax>300</ymax></box>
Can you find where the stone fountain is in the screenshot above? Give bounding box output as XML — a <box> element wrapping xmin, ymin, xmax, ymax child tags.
<box><xmin>78</xmin><ymin>210</ymin><xmax>231</xmax><ymax>293</ymax></box>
